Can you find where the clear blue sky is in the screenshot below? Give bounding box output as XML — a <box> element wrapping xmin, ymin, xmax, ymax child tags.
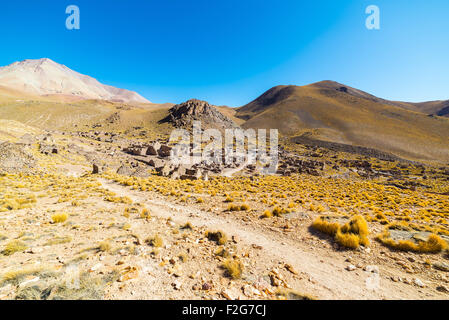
<box><xmin>1</xmin><ymin>0</ymin><xmax>448</xmax><ymax>106</ymax></box>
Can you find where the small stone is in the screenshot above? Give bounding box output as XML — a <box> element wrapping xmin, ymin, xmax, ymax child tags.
<box><xmin>364</xmin><ymin>265</ymin><xmax>379</xmax><ymax>273</ymax></box>
<box><xmin>89</xmin><ymin>263</ymin><xmax>103</xmax><ymax>272</ymax></box>
<box><xmin>19</xmin><ymin>276</ymin><xmax>40</xmax><ymax>288</ymax></box>
<box><xmin>270</xmin><ymin>275</ymin><xmax>281</xmax><ymax>287</ymax></box>
<box><xmin>346</xmin><ymin>265</ymin><xmax>357</xmax><ymax>271</ymax></box>
<box><xmin>222</xmin><ymin>289</ymin><xmax>238</xmax><ymax>300</ymax></box>
<box><xmin>436</xmin><ymin>285</ymin><xmax>449</xmax><ymax>293</ymax></box>
<box><xmin>284</xmin><ymin>264</ymin><xmax>298</xmax><ymax>275</ymax></box>
<box><xmin>433</xmin><ymin>262</ymin><xmax>449</xmax><ymax>272</ymax></box>
<box><xmin>413</xmin><ymin>278</ymin><xmax>425</xmax><ymax>288</ymax></box>
<box><xmin>172</xmin><ymin>280</ymin><xmax>182</xmax><ymax>290</ymax></box>
<box><xmin>202</xmin><ymin>282</ymin><xmax>212</xmax><ymax>290</ymax></box>
<box><xmin>26</xmin><ymin>247</ymin><xmax>43</xmax><ymax>254</ymax></box>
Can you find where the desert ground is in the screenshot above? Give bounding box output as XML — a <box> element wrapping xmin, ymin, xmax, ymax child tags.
<box><xmin>0</xmin><ymin>59</ymin><xmax>448</xmax><ymax>300</ymax></box>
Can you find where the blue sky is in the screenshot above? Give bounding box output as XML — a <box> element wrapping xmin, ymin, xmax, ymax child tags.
<box><xmin>1</xmin><ymin>0</ymin><xmax>448</xmax><ymax>106</ymax></box>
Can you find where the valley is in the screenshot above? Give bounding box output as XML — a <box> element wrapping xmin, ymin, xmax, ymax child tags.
<box><xmin>0</xmin><ymin>59</ymin><xmax>448</xmax><ymax>300</ymax></box>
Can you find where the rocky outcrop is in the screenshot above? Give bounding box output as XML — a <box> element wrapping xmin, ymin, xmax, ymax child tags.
<box><xmin>160</xmin><ymin>99</ymin><xmax>239</xmax><ymax>130</ymax></box>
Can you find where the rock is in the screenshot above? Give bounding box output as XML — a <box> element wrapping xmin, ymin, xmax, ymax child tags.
<box><xmin>18</xmin><ymin>276</ymin><xmax>40</xmax><ymax>288</ymax></box>
<box><xmin>172</xmin><ymin>280</ymin><xmax>182</xmax><ymax>290</ymax></box>
<box><xmin>89</xmin><ymin>263</ymin><xmax>103</xmax><ymax>272</ymax></box>
<box><xmin>26</xmin><ymin>247</ymin><xmax>43</xmax><ymax>254</ymax></box>
<box><xmin>284</xmin><ymin>264</ymin><xmax>298</xmax><ymax>275</ymax></box>
<box><xmin>161</xmin><ymin>99</ymin><xmax>239</xmax><ymax>130</ymax></box>
<box><xmin>202</xmin><ymin>282</ymin><xmax>212</xmax><ymax>290</ymax></box>
<box><xmin>433</xmin><ymin>262</ymin><xmax>449</xmax><ymax>272</ymax></box>
<box><xmin>437</xmin><ymin>285</ymin><xmax>449</xmax><ymax>293</ymax></box>
<box><xmin>221</xmin><ymin>288</ymin><xmax>239</xmax><ymax>300</ymax></box>
<box><xmin>201</xmin><ymin>282</ymin><xmax>212</xmax><ymax>290</ymax></box>
<box><xmin>269</xmin><ymin>274</ymin><xmax>281</xmax><ymax>287</ymax></box>
<box><xmin>116</xmin><ymin>164</ymin><xmax>133</xmax><ymax>176</ymax></box>
<box><xmin>148</xmin><ymin>158</ymin><xmax>165</xmax><ymax>169</ymax></box>
<box><xmin>253</xmin><ymin>277</ymin><xmax>270</xmax><ymax>291</ymax></box>
<box><xmin>158</xmin><ymin>164</ymin><xmax>173</xmax><ymax>177</ymax></box>
<box><xmin>242</xmin><ymin>284</ymin><xmax>261</xmax><ymax>297</ymax></box>
<box><xmin>364</xmin><ymin>265</ymin><xmax>379</xmax><ymax>273</ymax></box>
<box><xmin>413</xmin><ymin>278</ymin><xmax>425</xmax><ymax>288</ymax></box>
<box><xmin>346</xmin><ymin>265</ymin><xmax>357</xmax><ymax>271</ymax></box>
<box><xmin>158</xmin><ymin>145</ymin><xmax>172</xmax><ymax>158</ymax></box>
<box><xmin>0</xmin><ymin>284</ymin><xmax>14</xmax><ymax>297</ymax></box>
<box><xmin>92</xmin><ymin>164</ymin><xmax>100</xmax><ymax>174</ymax></box>
<box><xmin>146</xmin><ymin>142</ymin><xmax>161</xmax><ymax>155</ymax></box>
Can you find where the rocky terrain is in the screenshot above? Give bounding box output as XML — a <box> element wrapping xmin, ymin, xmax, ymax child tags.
<box><xmin>0</xmin><ymin>117</ymin><xmax>448</xmax><ymax>300</ymax></box>
<box><xmin>0</xmin><ymin>60</ymin><xmax>448</xmax><ymax>300</ymax></box>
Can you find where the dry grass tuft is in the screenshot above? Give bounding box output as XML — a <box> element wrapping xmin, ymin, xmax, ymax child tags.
<box><xmin>206</xmin><ymin>230</ymin><xmax>228</xmax><ymax>245</ymax></box>
<box><xmin>376</xmin><ymin>232</ymin><xmax>447</xmax><ymax>253</ymax></box>
<box><xmin>2</xmin><ymin>240</ymin><xmax>28</xmax><ymax>256</ymax></box>
<box><xmin>51</xmin><ymin>213</ymin><xmax>68</xmax><ymax>223</ymax></box>
<box><xmin>312</xmin><ymin>215</ymin><xmax>370</xmax><ymax>249</ymax></box>
<box><xmin>146</xmin><ymin>234</ymin><xmax>163</xmax><ymax>248</ymax></box>
<box><xmin>222</xmin><ymin>258</ymin><xmax>244</xmax><ymax>279</ymax></box>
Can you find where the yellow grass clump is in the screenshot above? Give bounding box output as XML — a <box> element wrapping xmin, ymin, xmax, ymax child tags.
<box><xmin>222</xmin><ymin>258</ymin><xmax>244</xmax><ymax>279</ymax></box>
<box><xmin>376</xmin><ymin>232</ymin><xmax>447</xmax><ymax>253</ymax></box>
<box><xmin>2</xmin><ymin>240</ymin><xmax>28</xmax><ymax>256</ymax></box>
<box><xmin>51</xmin><ymin>213</ymin><xmax>68</xmax><ymax>223</ymax></box>
<box><xmin>146</xmin><ymin>234</ymin><xmax>163</xmax><ymax>248</ymax></box>
<box><xmin>312</xmin><ymin>215</ymin><xmax>370</xmax><ymax>249</ymax></box>
<box><xmin>206</xmin><ymin>230</ymin><xmax>228</xmax><ymax>245</ymax></box>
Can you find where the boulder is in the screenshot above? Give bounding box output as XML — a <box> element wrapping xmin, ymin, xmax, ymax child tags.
<box><xmin>92</xmin><ymin>164</ymin><xmax>100</xmax><ymax>174</ymax></box>
<box><xmin>146</xmin><ymin>142</ymin><xmax>161</xmax><ymax>156</ymax></box>
<box><xmin>148</xmin><ymin>158</ymin><xmax>166</xmax><ymax>169</ymax></box>
<box><xmin>158</xmin><ymin>145</ymin><xmax>172</xmax><ymax>157</ymax></box>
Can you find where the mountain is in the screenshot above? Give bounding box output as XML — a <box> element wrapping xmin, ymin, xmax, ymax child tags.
<box><xmin>236</xmin><ymin>81</ymin><xmax>449</xmax><ymax>163</ymax></box>
<box><xmin>406</xmin><ymin>100</ymin><xmax>449</xmax><ymax>117</ymax></box>
<box><xmin>0</xmin><ymin>58</ymin><xmax>150</xmax><ymax>104</ymax></box>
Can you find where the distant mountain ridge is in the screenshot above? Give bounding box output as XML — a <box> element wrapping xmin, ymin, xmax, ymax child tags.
<box><xmin>0</xmin><ymin>58</ymin><xmax>150</xmax><ymax>104</ymax></box>
<box><xmin>235</xmin><ymin>81</ymin><xmax>449</xmax><ymax>163</ymax></box>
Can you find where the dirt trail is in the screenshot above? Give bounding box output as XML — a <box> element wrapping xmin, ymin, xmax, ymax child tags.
<box><xmin>98</xmin><ymin>178</ymin><xmax>441</xmax><ymax>300</ymax></box>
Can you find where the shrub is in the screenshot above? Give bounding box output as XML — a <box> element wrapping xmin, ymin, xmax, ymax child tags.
<box><xmin>222</xmin><ymin>258</ymin><xmax>244</xmax><ymax>279</ymax></box>
<box><xmin>2</xmin><ymin>240</ymin><xmax>28</xmax><ymax>256</ymax></box>
<box><xmin>140</xmin><ymin>208</ymin><xmax>150</xmax><ymax>219</ymax></box>
<box><xmin>51</xmin><ymin>213</ymin><xmax>68</xmax><ymax>223</ymax></box>
<box><xmin>146</xmin><ymin>234</ymin><xmax>163</xmax><ymax>248</ymax></box>
<box><xmin>206</xmin><ymin>230</ymin><xmax>227</xmax><ymax>245</ymax></box>
<box><xmin>261</xmin><ymin>210</ymin><xmax>272</xmax><ymax>218</ymax></box>
<box><xmin>97</xmin><ymin>241</ymin><xmax>111</xmax><ymax>252</ymax></box>
<box><xmin>376</xmin><ymin>232</ymin><xmax>447</xmax><ymax>253</ymax></box>
<box><xmin>181</xmin><ymin>222</ymin><xmax>193</xmax><ymax>230</ymax></box>
<box><xmin>311</xmin><ymin>215</ymin><xmax>370</xmax><ymax>249</ymax></box>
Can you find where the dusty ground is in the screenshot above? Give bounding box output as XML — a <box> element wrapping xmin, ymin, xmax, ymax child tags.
<box><xmin>0</xmin><ymin>124</ymin><xmax>448</xmax><ymax>300</ymax></box>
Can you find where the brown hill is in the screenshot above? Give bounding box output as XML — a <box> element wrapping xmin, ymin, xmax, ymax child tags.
<box><xmin>236</xmin><ymin>81</ymin><xmax>449</xmax><ymax>163</ymax></box>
